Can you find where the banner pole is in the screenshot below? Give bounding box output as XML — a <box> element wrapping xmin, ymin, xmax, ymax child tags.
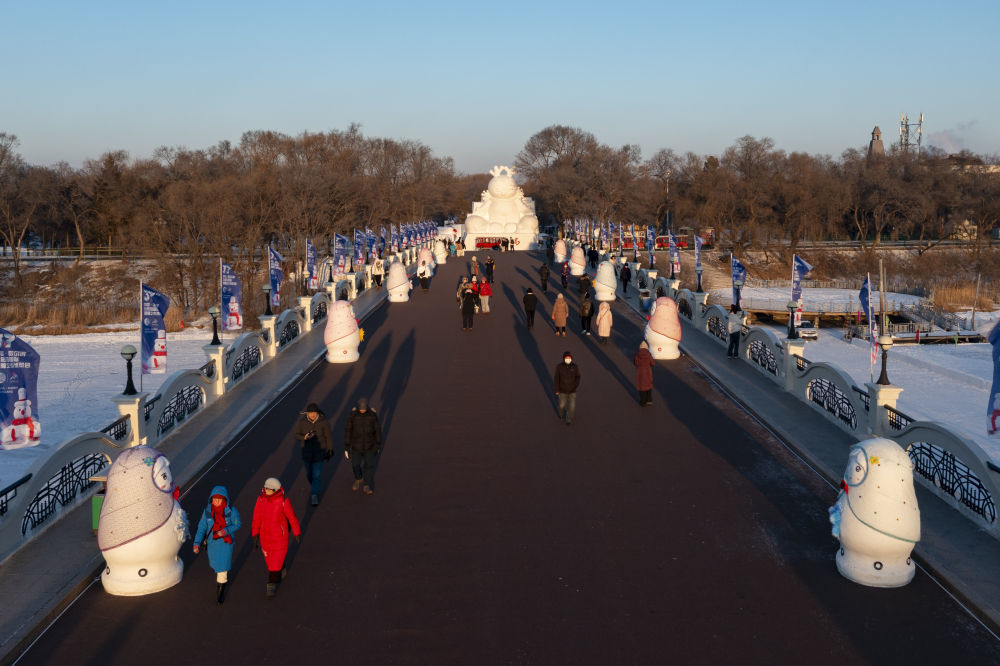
<box><xmin>139</xmin><ymin>281</ymin><xmax>144</xmax><ymax>393</ymax></box>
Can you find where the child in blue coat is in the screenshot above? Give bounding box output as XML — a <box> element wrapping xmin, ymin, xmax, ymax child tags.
<box><xmin>193</xmin><ymin>485</ymin><xmax>241</xmax><ymax>604</ymax></box>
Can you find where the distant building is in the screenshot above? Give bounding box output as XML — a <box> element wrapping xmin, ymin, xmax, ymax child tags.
<box><xmin>867</xmin><ymin>126</ymin><xmax>885</xmax><ymax>159</ymax></box>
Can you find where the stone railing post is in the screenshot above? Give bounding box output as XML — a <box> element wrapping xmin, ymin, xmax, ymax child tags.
<box><xmin>781</xmin><ymin>339</ymin><xmax>806</xmax><ymax>392</ymax></box>
<box><xmin>666</xmin><ymin>279</ymin><xmax>680</xmax><ymax>299</ymax></box>
<box><xmin>692</xmin><ymin>292</ymin><xmax>709</xmax><ymax>326</ymax></box>
<box><xmin>324</xmin><ymin>281</ymin><xmax>336</xmax><ymax>302</ymax></box>
<box><xmin>298</xmin><ymin>296</ymin><xmax>313</xmax><ymax>333</ymax></box>
<box><xmin>258</xmin><ymin>315</ymin><xmax>278</xmax><ymax>360</ymax></box>
<box><xmin>201</xmin><ymin>344</ymin><xmax>226</xmax><ymax>399</ymax></box>
<box><xmin>865</xmin><ymin>382</ymin><xmax>904</xmax><ymax>436</ymax></box>
<box><xmin>111</xmin><ymin>392</ymin><xmax>148</xmax><ymax>447</ymax></box>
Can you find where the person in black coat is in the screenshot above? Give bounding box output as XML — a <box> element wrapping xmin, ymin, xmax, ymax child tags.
<box><xmin>619</xmin><ymin>263</ymin><xmax>632</xmax><ymax>293</ymax></box>
<box><xmin>522</xmin><ymin>288</ymin><xmax>538</xmax><ymax>328</ymax></box>
<box><xmin>553</xmin><ymin>351</ymin><xmax>581</xmax><ymax>425</ymax></box>
<box><xmin>460</xmin><ymin>286</ymin><xmax>480</xmax><ymax>331</ymax></box>
<box><xmin>294</xmin><ymin>403</ymin><xmax>334</xmax><ymax>506</ymax></box>
<box><xmin>539</xmin><ymin>264</ymin><xmax>550</xmax><ymax>292</ymax></box>
<box><xmin>345</xmin><ymin>398</ymin><xmax>382</xmax><ymax>494</ymax></box>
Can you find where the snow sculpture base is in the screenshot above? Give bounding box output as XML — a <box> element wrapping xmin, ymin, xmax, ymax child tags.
<box><xmin>386</xmin><ymin>261</ymin><xmax>412</xmax><ymax>303</ymax></box>
<box><xmin>644</xmin><ymin>329</ymin><xmax>681</xmax><ymax>360</ymax></box>
<box><xmin>594</xmin><ymin>261</ymin><xmax>617</xmax><ymax>301</ymax></box>
<box><xmin>102</xmin><ymin>504</ymin><xmax>186</xmax><ymax>596</ymax></box>
<box><xmin>324</xmin><ymin>301</ymin><xmax>361</xmax><ymax>363</ymax></box>
<box><xmin>645</xmin><ymin>297</ymin><xmax>682</xmax><ymax>359</ymax></box>
<box><xmin>830</xmin><ymin>438</ymin><xmax>919</xmax><ymax>588</ymax></box>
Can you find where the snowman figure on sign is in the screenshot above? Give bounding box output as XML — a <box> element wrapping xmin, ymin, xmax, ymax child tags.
<box><xmin>225</xmin><ymin>296</ymin><xmax>242</xmax><ymax>330</ymax></box>
<box><xmin>152</xmin><ymin>330</ymin><xmax>167</xmax><ymax>371</ymax></box>
<box><xmin>1</xmin><ymin>387</ymin><xmax>42</xmax><ymax>449</ymax></box>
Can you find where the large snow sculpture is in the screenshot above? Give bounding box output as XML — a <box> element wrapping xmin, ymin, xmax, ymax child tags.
<box><xmin>554</xmin><ymin>239</ymin><xmax>567</xmax><ymax>264</ymax></box>
<box><xmin>594</xmin><ymin>261</ymin><xmax>618</xmax><ymax>302</ymax></box>
<box><xmin>645</xmin><ymin>297</ymin><xmax>681</xmax><ymax>360</ymax></box>
<box><xmin>1</xmin><ymin>387</ymin><xmax>41</xmax><ymax>449</ymax></box>
<box><xmin>829</xmin><ymin>438</ymin><xmax>920</xmax><ymax>587</ymax></box>
<box><xmin>386</xmin><ymin>261</ymin><xmax>413</xmax><ymax>303</ymax></box>
<box><xmin>433</xmin><ymin>240</ymin><xmax>448</xmax><ymax>265</ymax></box>
<box><xmin>569</xmin><ymin>247</ymin><xmax>586</xmax><ymax>277</ymax></box>
<box><xmin>324</xmin><ymin>300</ymin><xmax>361</xmax><ymax>362</ymax></box>
<box><xmin>98</xmin><ymin>446</ymin><xmax>188</xmax><ymax>596</ymax></box>
<box><xmin>463</xmin><ymin>166</ymin><xmax>539</xmax><ymax>250</ymax></box>
<box><xmin>417</xmin><ymin>247</ymin><xmax>435</xmax><ymax>276</ymax></box>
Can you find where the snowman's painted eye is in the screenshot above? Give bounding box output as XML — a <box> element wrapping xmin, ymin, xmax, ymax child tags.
<box><xmin>152</xmin><ymin>457</ymin><xmax>172</xmax><ymax>491</ymax></box>
<box><xmin>845</xmin><ymin>448</ymin><xmax>868</xmax><ymax>487</ymax></box>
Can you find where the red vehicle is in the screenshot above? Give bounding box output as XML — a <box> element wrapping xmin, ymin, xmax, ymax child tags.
<box><xmin>655</xmin><ymin>235</ymin><xmax>689</xmax><ymax>250</ymax></box>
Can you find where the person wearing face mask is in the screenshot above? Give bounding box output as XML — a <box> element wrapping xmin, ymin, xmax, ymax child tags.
<box><xmin>553</xmin><ymin>351</ymin><xmax>581</xmax><ymax>425</ymax></box>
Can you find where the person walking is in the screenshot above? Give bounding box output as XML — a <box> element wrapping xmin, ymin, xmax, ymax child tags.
<box><xmin>522</xmin><ymin>287</ymin><xmax>537</xmax><ymax>329</ymax></box>
<box><xmin>727</xmin><ymin>303</ymin><xmax>745</xmax><ymax>358</ymax></box>
<box><xmin>372</xmin><ymin>257</ymin><xmax>385</xmax><ymax>289</ymax></box>
<box><xmin>457</xmin><ymin>238</ymin><xmax>465</xmax><ymax>257</ymax></box>
<box><xmin>251</xmin><ymin>477</ymin><xmax>301</xmax><ymax>597</ymax></box>
<box><xmin>560</xmin><ymin>262</ymin><xmax>570</xmax><ymax>289</ymax></box>
<box><xmin>620</xmin><ymin>263</ymin><xmax>632</xmax><ymax>293</ymax></box>
<box><xmin>539</xmin><ymin>263</ymin><xmax>550</xmax><ymax>292</ymax></box>
<box><xmin>595</xmin><ymin>301</ymin><xmax>613</xmax><ymax>345</ymax></box>
<box><xmin>553</xmin><ymin>351</ymin><xmax>581</xmax><ymax>425</ymax></box>
<box><xmin>478</xmin><ymin>277</ymin><xmax>493</xmax><ymax>314</ymax></box>
<box><xmin>345</xmin><ymin>398</ymin><xmax>382</xmax><ymax>495</ymax></box>
<box><xmin>417</xmin><ymin>261</ymin><xmax>431</xmax><ymax>292</ymax></box>
<box><xmin>546</xmin><ymin>244</ymin><xmax>555</xmax><ymax>265</ymax></box>
<box><xmin>579</xmin><ymin>292</ymin><xmax>593</xmax><ymax>335</ymax></box>
<box><xmin>485</xmin><ymin>255</ymin><xmax>496</xmax><ymax>283</ymax></box>
<box><xmin>552</xmin><ymin>293</ymin><xmax>569</xmax><ymax>336</ymax></box>
<box><xmin>470</xmin><ymin>255</ymin><xmax>480</xmax><ymax>279</ymax></box>
<box><xmin>294</xmin><ymin>402</ymin><xmax>334</xmax><ymax>506</ymax></box>
<box><xmin>578</xmin><ymin>272</ymin><xmax>592</xmax><ymax>296</ymax></box>
<box><xmin>634</xmin><ymin>341</ymin><xmax>655</xmax><ymax>406</ymax></box>
<box><xmin>192</xmin><ymin>485</ymin><xmax>240</xmax><ymax>605</ymax></box>
<box><xmin>460</xmin><ymin>285</ymin><xmax>480</xmax><ymax>330</ymax></box>
<box><xmin>456</xmin><ymin>276</ymin><xmax>469</xmax><ymax>303</ymax></box>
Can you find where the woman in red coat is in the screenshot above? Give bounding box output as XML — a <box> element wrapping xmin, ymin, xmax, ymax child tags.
<box><xmin>252</xmin><ymin>477</ymin><xmax>301</xmax><ymax>597</ymax></box>
<box><xmin>633</xmin><ymin>341</ymin><xmax>655</xmax><ymax>406</ymax></box>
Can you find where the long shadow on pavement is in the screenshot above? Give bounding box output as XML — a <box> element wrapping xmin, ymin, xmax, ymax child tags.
<box><xmin>501</xmin><ymin>283</ymin><xmax>558</xmax><ymax>413</ymax></box>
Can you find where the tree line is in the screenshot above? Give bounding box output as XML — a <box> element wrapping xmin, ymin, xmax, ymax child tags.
<box><xmin>1</xmin><ymin>124</ymin><xmax>998</xmax><ymax>314</ymax></box>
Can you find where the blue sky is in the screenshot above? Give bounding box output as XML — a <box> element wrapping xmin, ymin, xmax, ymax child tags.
<box><xmin>3</xmin><ymin>0</ymin><xmax>998</xmax><ymax>173</ymax></box>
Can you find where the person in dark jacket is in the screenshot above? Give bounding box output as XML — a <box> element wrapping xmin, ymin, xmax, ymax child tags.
<box><xmin>522</xmin><ymin>288</ymin><xmax>538</xmax><ymax>328</ymax></box>
<box><xmin>578</xmin><ymin>273</ymin><xmax>592</xmax><ymax>296</ymax></box>
<box><xmin>539</xmin><ymin>263</ymin><xmax>550</xmax><ymax>292</ymax></box>
<box><xmin>579</xmin><ymin>292</ymin><xmax>593</xmax><ymax>335</ymax></box>
<box><xmin>560</xmin><ymin>262</ymin><xmax>570</xmax><ymax>289</ymax></box>
<box><xmin>460</xmin><ymin>285</ymin><xmax>480</xmax><ymax>331</ymax></box>
<box><xmin>252</xmin><ymin>477</ymin><xmax>301</xmax><ymax>597</ymax></box>
<box><xmin>620</xmin><ymin>263</ymin><xmax>632</xmax><ymax>293</ymax></box>
<box><xmin>485</xmin><ymin>255</ymin><xmax>495</xmax><ymax>283</ymax></box>
<box><xmin>553</xmin><ymin>351</ymin><xmax>581</xmax><ymax>425</ymax></box>
<box><xmin>345</xmin><ymin>398</ymin><xmax>382</xmax><ymax>494</ymax></box>
<box><xmin>294</xmin><ymin>402</ymin><xmax>334</xmax><ymax>506</ymax></box>
<box><xmin>193</xmin><ymin>485</ymin><xmax>241</xmax><ymax>604</ymax></box>
<box><xmin>633</xmin><ymin>341</ymin><xmax>655</xmax><ymax>406</ymax></box>
<box><xmin>545</xmin><ymin>244</ymin><xmax>555</xmax><ymax>265</ymax></box>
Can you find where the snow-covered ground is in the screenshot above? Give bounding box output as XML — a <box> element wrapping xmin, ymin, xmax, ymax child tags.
<box><xmin>709</xmin><ymin>287</ymin><xmax>923</xmax><ymax>313</ymax></box>
<box><xmin>1</xmin><ymin>323</ymin><xmax>225</xmax><ymax>487</ymax></box>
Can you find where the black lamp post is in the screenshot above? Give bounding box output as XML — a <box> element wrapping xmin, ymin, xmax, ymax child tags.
<box><xmin>695</xmin><ymin>266</ymin><xmax>703</xmax><ymax>293</ymax></box>
<box><xmin>208</xmin><ymin>305</ymin><xmax>221</xmax><ymax>345</ymax></box>
<box><xmin>120</xmin><ymin>344</ymin><xmax>138</xmax><ymax>395</ymax></box>
<box><xmin>786</xmin><ymin>300</ymin><xmax>799</xmax><ymax>340</ymax></box>
<box><xmin>263</xmin><ymin>284</ymin><xmax>273</xmax><ymax>316</ymax></box>
<box><xmin>876</xmin><ymin>335</ymin><xmax>893</xmax><ymax>385</ymax></box>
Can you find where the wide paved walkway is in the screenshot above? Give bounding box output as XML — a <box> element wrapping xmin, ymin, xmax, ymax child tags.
<box><xmin>15</xmin><ymin>251</ymin><xmax>1000</xmax><ymax>665</ymax></box>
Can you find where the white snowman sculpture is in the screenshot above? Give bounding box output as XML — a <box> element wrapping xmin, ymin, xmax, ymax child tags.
<box><xmin>464</xmin><ymin>166</ymin><xmax>539</xmax><ymax>248</ymax></box>
<box><xmin>569</xmin><ymin>247</ymin><xmax>586</xmax><ymax>277</ymax></box>
<box><xmin>225</xmin><ymin>296</ymin><xmax>242</xmax><ymax>330</ymax></box>
<box><xmin>417</xmin><ymin>247</ymin><xmax>436</xmax><ymax>276</ymax></box>
<box><xmin>152</xmin><ymin>330</ymin><xmax>167</xmax><ymax>371</ymax></box>
<box><xmin>386</xmin><ymin>261</ymin><xmax>413</xmax><ymax>303</ymax></box>
<box><xmin>645</xmin><ymin>297</ymin><xmax>682</xmax><ymax>360</ymax></box>
<box><xmin>324</xmin><ymin>300</ymin><xmax>361</xmax><ymax>363</ymax></box>
<box><xmin>829</xmin><ymin>437</ymin><xmax>920</xmax><ymax>587</ymax></box>
<box><xmin>594</xmin><ymin>261</ymin><xmax>618</xmax><ymax>302</ymax></box>
<box><xmin>98</xmin><ymin>446</ymin><xmax>188</xmax><ymax>596</ymax></box>
<box><xmin>1</xmin><ymin>387</ymin><xmax>41</xmax><ymax>449</ymax></box>
<box><xmin>554</xmin><ymin>239</ymin><xmax>567</xmax><ymax>264</ymax></box>
<box><xmin>433</xmin><ymin>239</ymin><xmax>448</xmax><ymax>265</ymax></box>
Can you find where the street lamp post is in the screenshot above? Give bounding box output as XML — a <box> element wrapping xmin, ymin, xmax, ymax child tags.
<box><xmin>695</xmin><ymin>266</ymin><xmax>703</xmax><ymax>293</ymax></box>
<box><xmin>120</xmin><ymin>344</ymin><xmax>138</xmax><ymax>396</ymax></box>
<box><xmin>876</xmin><ymin>335</ymin><xmax>893</xmax><ymax>385</ymax></box>
<box><xmin>786</xmin><ymin>300</ymin><xmax>799</xmax><ymax>340</ymax></box>
<box><xmin>208</xmin><ymin>306</ymin><xmax>221</xmax><ymax>345</ymax></box>
<box><xmin>263</xmin><ymin>284</ymin><xmax>273</xmax><ymax>316</ymax></box>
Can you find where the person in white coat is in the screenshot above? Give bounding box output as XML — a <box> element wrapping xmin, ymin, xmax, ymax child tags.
<box><xmin>727</xmin><ymin>304</ymin><xmax>746</xmax><ymax>358</ymax></box>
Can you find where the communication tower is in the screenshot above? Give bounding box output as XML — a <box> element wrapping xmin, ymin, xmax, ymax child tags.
<box><xmin>899</xmin><ymin>112</ymin><xmax>923</xmax><ymax>154</ymax></box>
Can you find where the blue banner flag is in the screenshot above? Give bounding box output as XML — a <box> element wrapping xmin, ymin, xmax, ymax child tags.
<box><xmin>333</xmin><ymin>233</ymin><xmax>349</xmax><ymax>275</ymax></box>
<box><xmin>0</xmin><ymin>328</ymin><xmax>41</xmax><ymax>449</ymax></box>
<box><xmin>695</xmin><ymin>235</ymin><xmax>704</xmax><ymax>271</ymax></box>
<box><xmin>647</xmin><ymin>226</ymin><xmax>656</xmax><ymax>267</ymax></box>
<box><xmin>669</xmin><ymin>230</ymin><xmax>680</xmax><ymax>276</ymax></box>
<box><xmin>220</xmin><ymin>261</ymin><xmax>243</xmax><ymax>332</ymax></box>
<box><xmin>353</xmin><ymin>229</ymin><xmax>365</xmax><ymax>265</ymax></box>
<box><xmin>365</xmin><ymin>228</ymin><xmax>376</xmax><ymax>261</ymax></box>
<box><xmin>141</xmin><ymin>283</ymin><xmax>170</xmax><ymax>375</ymax></box>
<box><xmin>791</xmin><ymin>254</ymin><xmax>813</xmax><ymax>304</ymax></box>
<box><xmin>602</xmin><ymin>222</ymin><xmax>609</xmax><ymax>249</ymax></box>
<box><xmin>268</xmin><ymin>247</ymin><xmax>283</xmax><ymax>309</ymax></box>
<box><xmin>306</xmin><ymin>238</ymin><xmax>318</xmax><ymax>290</ymax></box>
<box><xmin>731</xmin><ymin>254</ymin><xmax>747</xmax><ymax>308</ymax></box>
<box><xmin>617</xmin><ymin>222</ymin><xmax>623</xmax><ymax>253</ymax></box>
<box><xmin>380</xmin><ymin>226</ymin><xmax>387</xmax><ymax>257</ymax></box>
<box><xmin>859</xmin><ymin>274</ymin><xmax>879</xmax><ymax>378</ymax></box>
<box><xmin>391</xmin><ymin>225</ymin><xmax>399</xmax><ymax>253</ymax></box>
<box><xmin>989</xmin><ymin>321</ymin><xmax>1000</xmax><ymax>436</ymax></box>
